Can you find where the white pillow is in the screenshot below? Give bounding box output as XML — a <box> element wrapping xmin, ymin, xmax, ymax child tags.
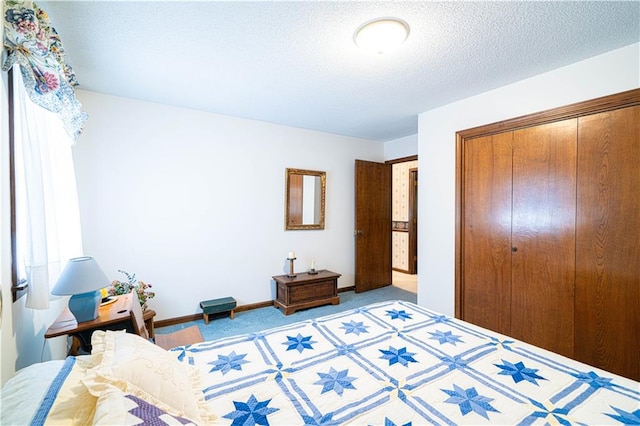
<box><xmin>93</xmin><ymin>385</ymin><xmax>197</xmax><ymax>425</ymax></box>
<box><xmin>82</xmin><ymin>330</ymin><xmax>214</xmax><ymax>424</ymax></box>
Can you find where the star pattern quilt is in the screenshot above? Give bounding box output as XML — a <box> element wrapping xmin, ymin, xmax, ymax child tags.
<box><xmin>172</xmin><ymin>300</ymin><xmax>640</xmax><ymax>425</ymax></box>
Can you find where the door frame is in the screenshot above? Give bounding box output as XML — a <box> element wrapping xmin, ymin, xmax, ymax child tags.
<box><xmin>387</xmin><ymin>155</ymin><xmax>418</xmax><ymax>275</ymax></box>
<box><xmin>408</xmin><ymin>168</ymin><xmax>418</xmax><ymax>274</ymax></box>
<box><xmin>455</xmin><ymin>89</ymin><xmax>640</xmax><ymax>318</ymax></box>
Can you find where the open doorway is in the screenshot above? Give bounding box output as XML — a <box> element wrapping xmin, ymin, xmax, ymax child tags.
<box><xmin>353</xmin><ymin>156</ymin><xmax>418</xmax><ymax>294</ymax></box>
<box><xmin>389</xmin><ymin>156</ymin><xmax>418</xmax><ymax>294</ymax></box>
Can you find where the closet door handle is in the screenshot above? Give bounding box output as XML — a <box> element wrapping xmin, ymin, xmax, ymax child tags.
<box><xmin>511</xmin><ymin>247</ymin><xmax>518</xmax><ymax>252</ymax></box>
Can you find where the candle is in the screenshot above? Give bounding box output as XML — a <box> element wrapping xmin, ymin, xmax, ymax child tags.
<box><xmin>311</xmin><ymin>260</ymin><xmax>316</xmax><ymax>269</ymax></box>
<box><xmin>288</xmin><ymin>251</ymin><xmax>295</xmax><ymax>259</ymax></box>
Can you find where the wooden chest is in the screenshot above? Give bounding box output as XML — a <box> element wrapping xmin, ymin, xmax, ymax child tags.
<box><xmin>272</xmin><ymin>270</ymin><xmax>341</xmax><ymax>315</ymax></box>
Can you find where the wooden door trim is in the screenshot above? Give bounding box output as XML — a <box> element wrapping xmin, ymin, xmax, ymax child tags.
<box><xmin>386</xmin><ymin>154</ymin><xmax>417</xmax><ymax>165</ymax></box>
<box><xmin>458</xmin><ymin>89</ymin><xmax>640</xmax><ymax>140</ymax></box>
<box><xmin>455</xmin><ymin>88</ymin><xmax>640</xmax><ymax>318</ymax></box>
<box><xmin>408</xmin><ymin>168</ymin><xmax>418</xmax><ymax>274</ymax></box>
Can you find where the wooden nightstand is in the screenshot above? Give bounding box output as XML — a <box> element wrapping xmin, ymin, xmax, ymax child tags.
<box><xmin>45</xmin><ymin>294</ymin><xmax>156</xmax><ymax>354</ymax></box>
<box><xmin>272</xmin><ymin>270</ymin><xmax>341</xmax><ymax>315</ymax></box>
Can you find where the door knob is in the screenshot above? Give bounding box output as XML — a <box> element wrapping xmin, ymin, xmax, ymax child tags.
<box><xmin>354</xmin><ymin>229</ymin><xmax>364</xmax><ymax>236</ymax></box>
<box><xmin>511</xmin><ymin>247</ymin><xmax>518</xmax><ymax>252</ymax></box>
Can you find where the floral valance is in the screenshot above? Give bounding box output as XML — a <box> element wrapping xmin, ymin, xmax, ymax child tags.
<box><xmin>3</xmin><ymin>0</ymin><xmax>87</xmax><ymax>141</ymax></box>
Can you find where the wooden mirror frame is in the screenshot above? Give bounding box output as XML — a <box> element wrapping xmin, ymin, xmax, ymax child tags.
<box><xmin>285</xmin><ymin>168</ymin><xmax>326</xmax><ymax>230</ymax></box>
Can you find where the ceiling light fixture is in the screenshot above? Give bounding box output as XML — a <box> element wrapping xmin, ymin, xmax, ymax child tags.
<box><xmin>354</xmin><ymin>18</ymin><xmax>410</xmax><ymax>54</ymax></box>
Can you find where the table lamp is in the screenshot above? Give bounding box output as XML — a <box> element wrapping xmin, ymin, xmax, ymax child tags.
<box><xmin>51</xmin><ymin>256</ymin><xmax>110</xmax><ymax>322</ymax></box>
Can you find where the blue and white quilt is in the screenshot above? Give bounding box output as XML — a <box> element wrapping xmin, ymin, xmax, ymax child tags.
<box><xmin>174</xmin><ymin>300</ymin><xmax>640</xmax><ymax>425</ymax></box>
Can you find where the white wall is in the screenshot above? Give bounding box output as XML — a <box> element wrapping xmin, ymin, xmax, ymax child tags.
<box><xmin>417</xmin><ymin>42</ymin><xmax>640</xmax><ymax>316</ymax></box>
<box><xmin>384</xmin><ymin>134</ymin><xmax>417</xmax><ymax>160</ymax></box>
<box><xmin>73</xmin><ymin>91</ymin><xmax>384</xmax><ymax>321</ymax></box>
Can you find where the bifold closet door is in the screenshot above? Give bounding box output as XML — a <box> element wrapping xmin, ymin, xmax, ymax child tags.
<box><xmin>510</xmin><ymin>119</ymin><xmax>577</xmax><ymax>358</ymax></box>
<box><xmin>462</xmin><ymin>132</ymin><xmax>513</xmax><ymax>336</ymax></box>
<box><xmin>575</xmin><ymin>105</ymin><xmax>640</xmax><ymax>381</ymax></box>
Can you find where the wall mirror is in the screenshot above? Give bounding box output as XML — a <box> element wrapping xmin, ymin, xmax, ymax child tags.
<box><xmin>285</xmin><ymin>168</ymin><xmax>326</xmax><ymax>230</ymax></box>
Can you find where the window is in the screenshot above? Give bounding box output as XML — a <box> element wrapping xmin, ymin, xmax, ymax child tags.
<box><xmin>9</xmin><ymin>67</ymin><xmax>83</xmax><ymax>306</ymax></box>
<box><xmin>4</xmin><ymin>2</ymin><xmax>87</xmax><ymax>304</ymax></box>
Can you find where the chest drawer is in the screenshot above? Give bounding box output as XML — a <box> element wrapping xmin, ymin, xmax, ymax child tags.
<box><xmin>288</xmin><ymin>280</ymin><xmax>336</xmax><ymax>304</ymax></box>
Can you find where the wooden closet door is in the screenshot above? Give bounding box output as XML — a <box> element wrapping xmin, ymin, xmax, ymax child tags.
<box><xmin>462</xmin><ymin>132</ymin><xmax>513</xmax><ymax>336</ymax></box>
<box><xmin>511</xmin><ymin>119</ymin><xmax>577</xmax><ymax>358</ymax></box>
<box><xmin>575</xmin><ymin>105</ymin><xmax>640</xmax><ymax>381</ymax></box>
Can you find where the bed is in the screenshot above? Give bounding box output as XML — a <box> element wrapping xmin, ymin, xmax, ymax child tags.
<box><xmin>2</xmin><ymin>300</ymin><xmax>639</xmax><ymax>425</ymax></box>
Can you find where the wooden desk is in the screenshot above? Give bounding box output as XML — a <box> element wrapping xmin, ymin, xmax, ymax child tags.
<box><xmin>272</xmin><ymin>270</ymin><xmax>341</xmax><ymax>315</ymax></box>
<box><xmin>45</xmin><ymin>294</ymin><xmax>155</xmax><ymax>354</ymax></box>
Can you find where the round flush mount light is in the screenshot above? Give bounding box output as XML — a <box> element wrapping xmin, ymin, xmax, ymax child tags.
<box><xmin>354</xmin><ymin>17</ymin><xmax>410</xmax><ymax>54</ymax></box>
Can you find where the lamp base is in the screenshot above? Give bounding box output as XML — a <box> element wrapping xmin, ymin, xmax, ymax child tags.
<box><xmin>68</xmin><ymin>290</ymin><xmax>101</xmax><ymax>322</ymax></box>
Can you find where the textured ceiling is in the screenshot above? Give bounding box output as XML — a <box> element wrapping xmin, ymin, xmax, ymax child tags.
<box><xmin>39</xmin><ymin>1</ymin><xmax>640</xmax><ymax>142</ymax></box>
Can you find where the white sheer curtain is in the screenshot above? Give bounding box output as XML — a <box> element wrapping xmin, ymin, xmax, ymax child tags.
<box><xmin>13</xmin><ymin>67</ymin><xmax>83</xmax><ymax>309</ymax></box>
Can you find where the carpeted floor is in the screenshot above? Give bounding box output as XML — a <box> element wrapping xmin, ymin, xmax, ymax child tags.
<box><xmin>156</xmin><ymin>284</ymin><xmax>417</xmax><ymax>342</ymax></box>
<box><xmin>392</xmin><ymin>270</ymin><xmax>417</xmax><ymax>293</ymax></box>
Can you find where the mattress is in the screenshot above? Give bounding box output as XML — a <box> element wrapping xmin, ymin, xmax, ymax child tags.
<box><xmin>2</xmin><ymin>300</ymin><xmax>639</xmax><ymax>425</ymax></box>
<box><xmin>178</xmin><ymin>300</ymin><xmax>640</xmax><ymax>424</ymax></box>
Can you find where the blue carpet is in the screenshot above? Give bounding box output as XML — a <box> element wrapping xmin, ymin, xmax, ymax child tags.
<box><xmin>156</xmin><ymin>285</ymin><xmax>416</xmax><ymax>342</ymax></box>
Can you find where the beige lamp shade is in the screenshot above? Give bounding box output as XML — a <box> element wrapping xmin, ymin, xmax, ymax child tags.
<box><xmin>52</xmin><ymin>256</ymin><xmax>110</xmax><ymax>295</ymax></box>
<box><xmin>52</xmin><ymin>256</ymin><xmax>110</xmax><ymax>322</ymax></box>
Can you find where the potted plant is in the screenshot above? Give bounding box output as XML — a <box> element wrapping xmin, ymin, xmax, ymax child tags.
<box><xmin>108</xmin><ymin>270</ymin><xmax>155</xmax><ymax>311</ymax></box>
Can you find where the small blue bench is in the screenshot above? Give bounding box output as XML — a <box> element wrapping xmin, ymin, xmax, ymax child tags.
<box><xmin>200</xmin><ymin>297</ymin><xmax>236</xmax><ymax>324</ymax></box>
